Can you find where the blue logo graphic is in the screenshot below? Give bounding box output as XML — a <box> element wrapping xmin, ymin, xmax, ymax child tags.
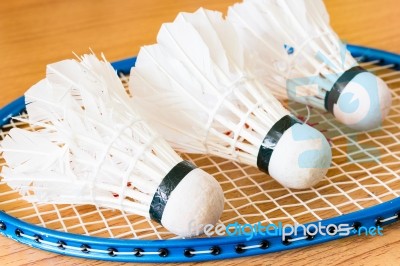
<box><xmin>286</xmin><ymin>40</ymin><xmax>382</xmax><ymax>164</ymax></box>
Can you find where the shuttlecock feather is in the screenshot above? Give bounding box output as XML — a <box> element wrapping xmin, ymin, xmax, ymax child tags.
<box><xmin>0</xmin><ymin>54</ymin><xmax>224</xmax><ymax>237</ymax></box>
<box><xmin>228</xmin><ymin>0</ymin><xmax>392</xmax><ymax>130</ymax></box>
<box><xmin>130</xmin><ymin>8</ymin><xmax>332</xmax><ymax>189</ymax></box>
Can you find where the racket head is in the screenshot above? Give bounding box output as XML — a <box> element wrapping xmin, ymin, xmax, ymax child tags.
<box><xmin>0</xmin><ymin>44</ymin><xmax>399</xmax><ymax>262</ymax></box>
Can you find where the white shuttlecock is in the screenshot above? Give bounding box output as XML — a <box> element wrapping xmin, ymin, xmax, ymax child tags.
<box><xmin>0</xmin><ymin>54</ymin><xmax>224</xmax><ymax>237</ymax></box>
<box><xmin>129</xmin><ymin>8</ymin><xmax>332</xmax><ymax>189</ymax></box>
<box><xmin>228</xmin><ymin>0</ymin><xmax>392</xmax><ymax>131</ymax></box>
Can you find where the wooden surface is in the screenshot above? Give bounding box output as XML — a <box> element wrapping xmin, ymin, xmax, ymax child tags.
<box><xmin>0</xmin><ymin>0</ymin><xmax>399</xmax><ymax>265</ymax></box>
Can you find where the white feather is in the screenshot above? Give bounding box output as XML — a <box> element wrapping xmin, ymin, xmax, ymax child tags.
<box><xmin>176</xmin><ymin>8</ymin><xmax>243</xmax><ymax>73</ymax></box>
<box><xmin>227</xmin><ymin>0</ymin><xmax>358</xmax><ymax>105</ymax></box>
<box><xmin>130</xmin><ymin>8</ymin><xmax>332</xmax><ymax>189</ymax></box>
<box><xmin>228</xmin><ymin>0</ymin><xmax>392</xmax><ymax>131</ymax></box>
<box><xmin>1</xmin><ymin>128</ymin><xmax>62</xmax><ymax>172</ymax></box>
<box><xmin>131</xmin><ymin>9</ymin><xmax>285</xmax><ymax>159</ymax></box>
<box><xmin>1</xmin><ymin>53</ymin><xmax>225</xmax><ymax>237</ymax></box>
<box><xmin>1</xmin><ymin>54</ymin><xmax>185</xmax><ymax>216</ymax></box>
<box><xmin>0</xmin><ymin>52</ymin><xmax>224</xmax><ymax>237</ymax></box>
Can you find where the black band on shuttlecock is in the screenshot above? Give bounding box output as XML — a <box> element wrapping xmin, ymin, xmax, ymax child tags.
<box><xmin>257</xmin><ymin>115</ymin><xmax>301</xmax><ymax>174</ymax></box>
<box><xmin>324</xmin><ymin>66</ymin><xmax>368</xmax><ymax>114</ymax></box>
<box><xmin>149</xmin><ymin>160</ymin><xmax>196</xmax><ymax>225</ymax></box>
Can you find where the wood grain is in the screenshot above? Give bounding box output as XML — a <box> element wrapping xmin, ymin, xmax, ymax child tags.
<box><xmin>0</xmin><ymin>0</ymin><xmax>399</xmax><ymax>265</ymax></box>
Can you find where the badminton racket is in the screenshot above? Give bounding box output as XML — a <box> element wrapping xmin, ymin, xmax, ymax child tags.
<box><xmin>0</xmin><ymin>44</ymin><xmax>399</xmax><ymax>263</ymax></box>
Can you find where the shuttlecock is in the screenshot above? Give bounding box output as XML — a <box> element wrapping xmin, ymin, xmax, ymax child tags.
<box><xmin>227</xmin><ymin>0</ymin><xmax>392</xmax><ymax>131</ymax></box>
<box><xmin>129</xmin><ymin>8</ymin><xmax>332</xmax><ymax>189</ymax></box>
<box><xmin>0</xmin><ymin>54</ymin><xmax>224</xmax><ymax>237</ymax></box>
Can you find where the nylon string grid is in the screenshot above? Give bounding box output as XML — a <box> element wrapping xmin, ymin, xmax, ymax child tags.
<box><xmin>0</xmin><ymin>56</ymin><xmax>399</xmax><ymax>241</ymax></box>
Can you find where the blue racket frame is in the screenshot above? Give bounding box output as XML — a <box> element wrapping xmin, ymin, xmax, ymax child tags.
<box><xmin>0</xmin><ymin>44</ymin><xmax>399</xmax><ymax>262</ymax></box>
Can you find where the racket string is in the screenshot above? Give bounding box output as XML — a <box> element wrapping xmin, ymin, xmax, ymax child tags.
<box><xmin>0</xmin><ymin>58</ymin><xmax>399</xmax><ymax>241</ymax></box>
<box><xmin>285</xmin><ymin>235</ymin><xmax>309</xmax><ymax>244</ymax></box>
<box><xmin>376</xmin><ymin>213</ymin><xmax>399</xmax><ymax>224</ymax></box>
